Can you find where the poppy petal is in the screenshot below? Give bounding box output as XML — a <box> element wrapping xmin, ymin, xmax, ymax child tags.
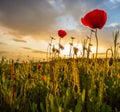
<box><xmin>58</xmin><ymin>30</ymin><xmax>67</xmax><ymax>38</ymax></box>
<box><xmin>81</xmin><ymin>9</ymin><xmax>107</xmax><ymax>29</ymax></box>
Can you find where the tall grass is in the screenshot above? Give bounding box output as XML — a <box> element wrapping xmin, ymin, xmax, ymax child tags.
<box><xmin>0</xmin><ymin>56</ymin><xmax>120</xmax><ymax>112</ymax></box>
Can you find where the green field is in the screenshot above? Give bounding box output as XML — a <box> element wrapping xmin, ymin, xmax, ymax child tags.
<box><xmin>0</xmin><ymin>57</ymin><xmax>120</xmax><ymax>112</ymax></box>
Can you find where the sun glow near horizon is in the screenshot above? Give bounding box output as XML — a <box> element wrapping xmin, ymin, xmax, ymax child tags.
<box><xmin>0</xmin><ymin>30</ymin><xmax>116</xmax><ymax>61</ymax></box>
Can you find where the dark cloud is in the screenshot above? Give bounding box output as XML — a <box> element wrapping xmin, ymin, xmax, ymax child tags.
<box><xmin>0</xmin><ymin>0</ymin><xmax>58</xmax><ymax>38</ymax></box>
<box><xmin>0</xmin><ymin>0</ymin><xmax>116</xmax><ymax>42</ymax></box>
<box><xmin>0</xmin><ymin>0</ymin><xmax>106</xmax><ymax>35</ymax></box>
<box><xmin>13</xmin><ymin>38</ymin><xmax>27</xmax><ymax>43</ymax></box>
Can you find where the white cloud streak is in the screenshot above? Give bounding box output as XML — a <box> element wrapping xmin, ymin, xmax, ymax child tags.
<box><xmin>107</xmin><ymin>22</ymin><xmax>120</xmax><ymax>28</ymax></box>
<box><xmin>110</xmin><ymin>0</ymin><xmax>120</xmax><ymax>3</ymax></box>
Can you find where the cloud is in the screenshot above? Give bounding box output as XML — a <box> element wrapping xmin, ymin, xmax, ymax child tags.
<box><xmin>47</xmin><ymin>0</ymin><xmax>65</xmax><ymax>13</ymax></box>
<box><xmin>22</xmin><ymin>47</ymin><xmax>33</xmax><ymax>51</ymax></box>
<box><xmin>107</xmin><ymin>22</ymin><xmax>120</xmax><ymax>28</ymax></box>
<box><xmin>0</xmin><ymin>0</ymin><xmax>107</xmax><ymax>40</ymax></box>
<box><xmin>13</xmin><ymin>38</ymin><xmax>27</xmax><ymax>43</ymax></box>
<box><xmin>22</xmin><ymin>46</ymin><xmax>46</xmax><ymax>54</ymax></box>
<box><xmin>55</xmin><ymin>14</ymin><xmax>79</xmax><ymax>30</ymax></box>
<box><xmin>0</xmin><ymin>0</ymin><xmax>58</xmax><ymax>39</ymax></box>
<box><xmin>32</xmin><ymin>50</ymin><xmax>47</xmax><ymax>54</ymax></box>
<box><xmin>0</xmin><ymin>42</ymin><xmax>5</xmax><ymax>44</ymax></box>
<box><xmin>0</xmin><ymin>51</ymin><xmax>8</xmax><ymax>54</ymax></box>
<box><xmin>0</xmin><ymin>41</ymin><xmax>8</xmax><ymax>45</ymax></box>
<box><xmin>110</xmin><ymin>0</ymin><xmax>120</xmax><ymax>3</ymax></box>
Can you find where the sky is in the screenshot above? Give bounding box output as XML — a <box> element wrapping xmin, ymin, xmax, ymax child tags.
<box><xmin>0</xmin><ymin>0</ymin><xmax>120</xmax><ymax>61</ymax></box>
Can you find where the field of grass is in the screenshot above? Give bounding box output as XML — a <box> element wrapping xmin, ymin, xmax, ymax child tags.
<box><xmin>0</xmin><ymin>56</ymin><xmax>120</xmax><ymax>112</ymax></box>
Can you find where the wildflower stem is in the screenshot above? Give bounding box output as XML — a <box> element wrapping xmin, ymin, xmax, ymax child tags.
<box><xmin>46</xmin><ymin>45</ymin><xmax>49</xmax><ymax>61</ymax></box>
<box><xmin>58</xmin><ymin>37</ymin><xmax>61</xmax><ymax>57</ymax></box>
<box><xmin>69</xmin><ymin>37</ymin><xmax>74</xmax><ymax>57</ymax></box>
<box><xmin>87</xmin><ymin>30</ymin><xmax>92</xmax><ymax>60</ymax></box>
<box><xmin>95</xmin><ymin>29</ymin><xmax>98</xmax><ymax>59</ymax></box>
<box><xmin>50</xmin><ymin>38</ymin><xmax>52</xmax><ymax>59</ymax></box>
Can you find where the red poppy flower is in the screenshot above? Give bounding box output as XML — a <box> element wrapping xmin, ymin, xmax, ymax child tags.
<box><xmin>58</xmin><ymin>29</ymin><xmax>67</xmax><ymax>38</ymax></box>
<box><xmin>37</xmin><ymin>64</ymin><xmax>41</xmax><ymax>70</ymax></box>
<box><xmin>81</xmin><ymin>9</ymin><xmax>107</xmax><ymax>29</ymax></box>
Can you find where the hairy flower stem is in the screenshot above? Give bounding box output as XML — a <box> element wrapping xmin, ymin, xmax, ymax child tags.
<box><xmin>50</xmin><ymin>37</ymin><xmax>54</xmax><ymax>60</ymax></box>
<box><xmin>58</xmin><ymin>37</ymin><xmax>61</xmax><ymax>57</ymax></box>
<box><xmin>95</xmin><ymin>29</ymin><xmax>98</xmax><ymax>59</ymax></box>
<box><xmin>47</xmin><ymin>36</ymin><xmax>54</xmax><ymax>60</ymax></box>
<box><xmin>69</xmin><ymin>37</ymin><xmax>75</xmax><ymax>58</ymax></box>
<box><xmin>49</xmin><ymin>38</ymin><xmax>52</xmax><ymax>59</ymax></box>
<box><xmin>87</xmin><ymin>30</ymin><xmax>92</xmax><ymax>60</ymax></box>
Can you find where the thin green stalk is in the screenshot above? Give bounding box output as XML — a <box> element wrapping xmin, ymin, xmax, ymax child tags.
<box><xmin>58</xmin><ymin>37</ymin><xmax>61</xmax><ymax>57</ymax></box>
<box><xmin>47</xmin><ymin>37</ymin><xmax>54</xmax><ymax>61</ymax></box>
<box><xmin>69</xmin><ymin>43</ymin><xmax>72</xmax><ymax>57</ymax></box>
<box><xmin>49</xmin><ymin>38</ymin><xmax>52</xmax><ymax>59</ymax></box>
<box><xmin>95</xmin><ymin>29</ymin><xmax>98</xmax><ymax>59</ymax></box>
<box><xmin>69</xmin><ymin>37</ymin><xmax>75</xmax><ymax>58</ymax></box>
<box><xmin>82</xmin><ymin>39</ymin><xmax>86</xmax><ymax>58</ymax></box>
<box><xmin>87</xmin><ymin>30</ymin><xmax>93</xmax><ymax>60</ymax></box>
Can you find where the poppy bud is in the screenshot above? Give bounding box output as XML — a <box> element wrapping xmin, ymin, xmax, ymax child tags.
<box><xmin>56</xmin><ymin>49</ymin><xmax>60</xmax><ymax>53</ymax></box>
<box><xmin>50</xmin><ymin>36</ymin><xmax>55</xmax><ymax>40</ymax></box>
<box><xmin>73</xmin><ymin>47</ymin><xmax>79</xmax><ymax>55</ymax></box>
<box><xmin>71</xmin><ymin>37</ymin><xmax>75</xmax><ymax>39</ymax></box>
<box><xmin>59</xmin><ymin>44</ymin><xmax>64</xmax><ymax>50</ymax></box>
<box><xmin>52</xmin><ymin>47</ymin><xmax>56</xmax><ymax>53</ymax></box>
<box><xmin>69</xmin><ymin>43</ymin><xmax>73</xmax><ymax>46</ymax></box>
